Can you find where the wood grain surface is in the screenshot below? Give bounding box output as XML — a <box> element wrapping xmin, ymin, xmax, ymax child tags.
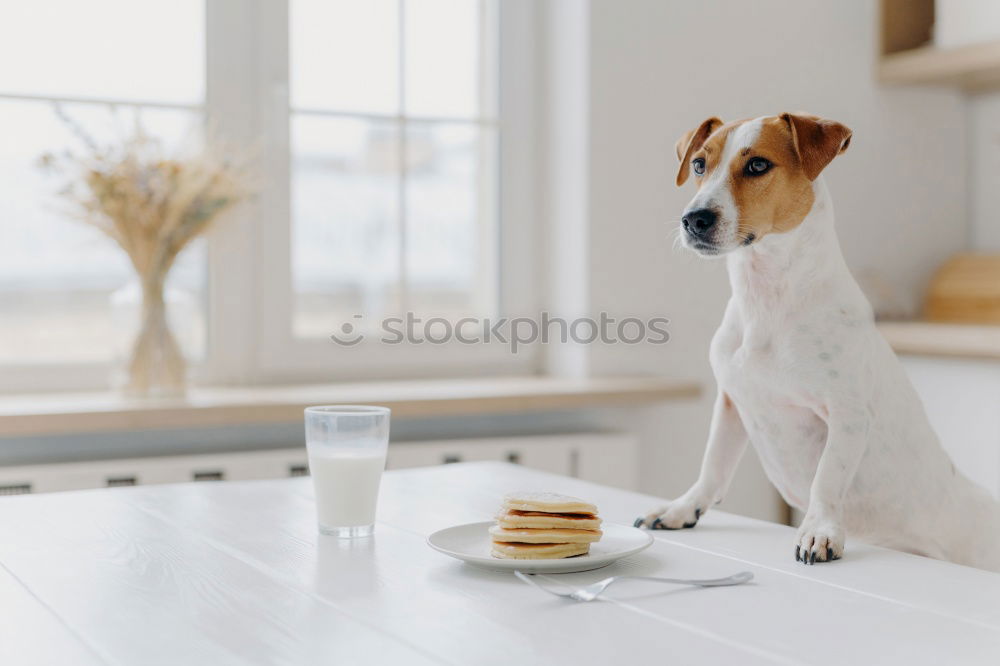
<box><xmin>0</xmin><ymin>376</ymin><xmax>700</xmax><ymax>438</ymax></box>
<box><xmin>1</xmin><ymin>462</ymin><xmax>997</xmax><ymax>665</ymax></box>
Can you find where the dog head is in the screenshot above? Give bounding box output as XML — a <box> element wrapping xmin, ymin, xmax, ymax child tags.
<box><xmin>674</xmin><ymin>113</ymin><xmax>851</xmax><ymax>256</ymax></box>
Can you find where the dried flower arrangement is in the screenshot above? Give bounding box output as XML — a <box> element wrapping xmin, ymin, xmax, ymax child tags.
<box><xmin>39</xmin><ymin>107</ymin><xmax>249</xmax><ymax>397</ymax></box>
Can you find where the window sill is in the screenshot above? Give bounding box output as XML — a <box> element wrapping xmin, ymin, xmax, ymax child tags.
<box><xmin>0</xmin><ymin>376</ymin><xmax>701</xmax><ymax>438</ymax></box>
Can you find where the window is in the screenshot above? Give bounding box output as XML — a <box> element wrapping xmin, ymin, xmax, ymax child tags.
<box><xmin>289</xmin><ymin>0</ymin><xmax>499</xmax><ymax>338</ymax></box>
<box><xmin>0</xmin><ymin>0</ymin><xmax>206</xmax><ymax>374</ymax></box>
<box><xmin>0</xmin><ymin>0</ymin><xmax>537</xmax><ymax>391</ymax></box>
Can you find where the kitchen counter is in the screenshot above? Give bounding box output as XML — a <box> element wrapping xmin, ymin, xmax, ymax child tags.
<box><xmin>878</xmin><ymin>321</ymin><xmax>1000</xmax><ymax>360</ymax></box>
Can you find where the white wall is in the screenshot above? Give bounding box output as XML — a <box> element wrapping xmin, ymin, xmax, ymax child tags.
<box><xmin>969</xmin><ymin>93</ymin><xmax>1000</xmax><ymax>251</ymax></box>
<box><xmin>540</xmin><ymin>0</ymin><xmax>968</xmax><ymax>522</ymax></box>
<box><xmin>900</xmin><ymin>356</ymin><xmax>1000</xmax><ymax>499</ymax></box>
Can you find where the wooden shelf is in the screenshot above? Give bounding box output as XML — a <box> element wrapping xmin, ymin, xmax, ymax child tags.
<box><xmin>878</xmin><ymin>0</ymin><xmax>1000</xmax><ymax>91</ymax></box>
<box><xmin>0</xmin><ymin>376</ymin><xmax>701</xmax><ymax>438</ymax></box>
<box><xmin>879</xmin><ymin>41</ymin><xmax>1000</xmax><ymax>91</ymax></box>
<box><xmin>878</xmin><ymin>321</ymin><xmax>1000</xmax><ymax>360</ymax></box>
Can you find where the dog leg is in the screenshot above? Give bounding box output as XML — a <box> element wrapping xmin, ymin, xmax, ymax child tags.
<box><xmin>636</xmin><ymin>392</ymin><xmax>748</xmax><ymax>530</ymax></box>
<box><xmin>795</xmin><ymin>404</ymin><xmax>869</xmax><ymax>564</ymax></box>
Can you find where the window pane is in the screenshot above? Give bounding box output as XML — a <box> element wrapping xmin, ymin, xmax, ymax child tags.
<box><xmin>405</xmin><ymin>123</ymin><xmax>497</xmax><ymax>318</ymax></box>
<box><xmin>0</xmin><ymin>0</ymin><xmax>204</xmax><ymax>105</ymax></box>
<box><xmin>292</xmin><ymin>115</ymin><xmax>401</xmax><ymax>338</ymax></box>
<box><xmin>290</xmin><ymin>0</ymin><xmax>399</xmax><ymax>114</ymax></box>
<box><xmin>289</xmin><ymin>0</ymin><xmax>499</xmax><ymax>341</ymax></box>
<box><xmin>405</xmin><ymin>0</ymin><xmax>495</xmax><ymax>118</ymax></box>
<box><xmin>0</xmin><ymin>100</ymin><xmax>205</xmax><ymax>364</ymax></box>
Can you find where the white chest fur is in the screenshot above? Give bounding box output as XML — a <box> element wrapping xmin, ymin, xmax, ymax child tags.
<box><xmin>695</xmin><ymin>179</ymin><xmax>1000</xmax><ymax>571</ymax></box>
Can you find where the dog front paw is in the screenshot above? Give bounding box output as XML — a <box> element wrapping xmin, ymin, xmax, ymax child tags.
<box><xmin>635</xmin><ymin>496</ymin><xmax>705</xmax><ymax>530</ymax></box>
<box><xmin>794</xmin><ymin>515</ymin><xmax>845</xmax><ymax>565</ymax></box>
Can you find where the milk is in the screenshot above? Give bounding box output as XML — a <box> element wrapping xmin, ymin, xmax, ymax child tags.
<box><xmin>308</xmin><ymin>450</ymin><xmax>386</xmax><ymax>528</ymax></box>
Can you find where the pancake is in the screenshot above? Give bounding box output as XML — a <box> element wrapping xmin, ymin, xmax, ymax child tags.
<box><xmin>489</xmin><ymin>525</ymin><xmax>602</xmax><ymax>544</ymax></box>
<box><xmin>496</xmin><ymin>509</ymin><xmax>602</xmax><ymax>530</ymax></box>
<box><xmin>490</xmin><ymin>541</ymin><xmax>590</xmax><ymax>560</ymax></box>
<box><xmin>501</xmin><ymin>491</ymin><xmax>598</xmax><ymax>516</ymax></box>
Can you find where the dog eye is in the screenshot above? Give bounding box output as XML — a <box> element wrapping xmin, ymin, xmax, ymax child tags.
<box><xmin>746</xmin><ymin>157</ymin><xmax>771</xmax><ymax>175</ymax></box>
<box><xmin>692</xmin><ymin>157</ymin><xmax>706</xmax><ymax>175</ymax></box>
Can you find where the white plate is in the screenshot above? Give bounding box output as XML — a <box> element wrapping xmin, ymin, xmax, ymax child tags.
<box><xmin>427</xmin><ymin>521</ymin><xmax>654</xmax><ymax>574</ymax></box>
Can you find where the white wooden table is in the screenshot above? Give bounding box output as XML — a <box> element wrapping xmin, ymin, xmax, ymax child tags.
<box><xmin>1</xmin><ymin>462</ymin><xmax>998</xmax><ymax>665</ymax></box>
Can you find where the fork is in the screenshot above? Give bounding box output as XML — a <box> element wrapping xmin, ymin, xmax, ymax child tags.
<box><xmin>514</xmin><ymin>570</ymin><xmax>754</xmax><ymax>602</ymax></box>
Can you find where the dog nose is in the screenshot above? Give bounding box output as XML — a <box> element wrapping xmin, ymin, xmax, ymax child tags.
<box><xmin>682</xmin><ymin>209</ymin><xmax>718</xmax><ymax>237</ymax></box>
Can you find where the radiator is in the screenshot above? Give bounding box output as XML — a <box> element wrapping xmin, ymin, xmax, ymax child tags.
<box><xmin>0</xmin><ymin>432</ymin><xmax>638</xmax><ymax>495</ymax></box>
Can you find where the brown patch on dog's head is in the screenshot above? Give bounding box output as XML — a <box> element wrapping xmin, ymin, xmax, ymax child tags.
<box><xmin>675</xmin><ymin>116</ymin><xmax>723</xmax><ymax>186</ymax></box>
<box><xmin>781</xmin><ymin>113</ymin><xmax>852</xmax><ymax>181</ymax></box>
<box><xmin>674</xmin><ymin>112</ymin><xmax>851</xmax><ymax>256</ymax></box>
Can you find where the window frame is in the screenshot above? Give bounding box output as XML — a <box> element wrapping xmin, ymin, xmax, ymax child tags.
<box><xmin>204</xmin><ymin>0</ymin><xmax>541</xmax><ymax>385</ymax></box>
<box><xmin>0</xmin><ymin>0</ymin><xmax>540</xmax><ymax>393</ymax></box>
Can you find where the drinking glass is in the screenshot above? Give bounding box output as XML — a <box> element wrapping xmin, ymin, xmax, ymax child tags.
<box><xmin>304</xmin><ymin>405</ymin><xmax>390</xmax><ymax>538</ymax></box>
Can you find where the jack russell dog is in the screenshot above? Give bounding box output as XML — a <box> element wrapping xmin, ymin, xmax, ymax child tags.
<box><xmin>635</xmin><ymin>112</ymin><xmax>1000</xmax><ymax>572</ymax></box>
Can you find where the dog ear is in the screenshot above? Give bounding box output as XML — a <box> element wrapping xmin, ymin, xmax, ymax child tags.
<box><xmin>780</xmin><ymin>113</ymin><xmax>852</xmax><ymax>181</ymax></box>
<box><xmin>675</xmin><ymin>117</ymin><xmax>723</xmax><ymax>186</ymax></box>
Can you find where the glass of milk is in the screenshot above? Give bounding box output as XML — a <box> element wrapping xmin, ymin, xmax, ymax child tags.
<box><xmin>304</xmin><ymin>405</ymin><xmax>390</xmax><ymax>538</ymax></box>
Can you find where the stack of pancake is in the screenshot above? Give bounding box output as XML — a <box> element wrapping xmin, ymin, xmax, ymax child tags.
<box><xmin>490</xmin><ymin>491</ymin><xmax>602</xmax><ymax>559</ymax></box>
